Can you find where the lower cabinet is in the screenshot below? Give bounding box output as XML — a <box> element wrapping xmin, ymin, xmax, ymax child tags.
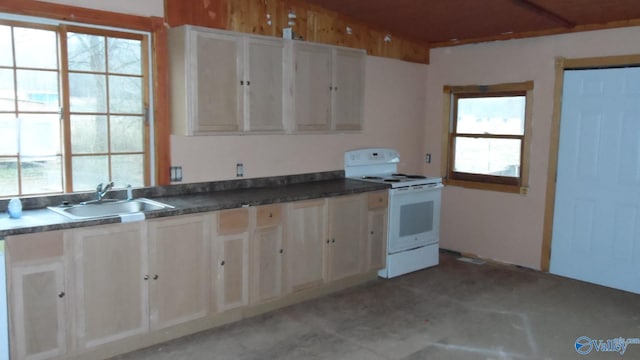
<box><xmin>366</xmin><ymin>191</ymin><xmax>388</xmax><ymax>271</ymax></box>
<box><xmin>5</xmin><ymin>191</ymin><xmax>383</xmax><ymax>359</ymax></box>
<box><xmin>69</xmin><ymin>222</ymin><xmax>149</xmax><ymax>350</ymax></box>
<box><xmin>286</xmin><ymin>199</ymin><xmax>327</xmax><ymax>292</ymax></box>
<box><xmin>6</xmin><ymin>231</ymin><xmax>68</xmax><ymax>360</ymax></box>
<box><xmin>214</xmin><ymin>208</ymin><xmax>250</xmax><ymax>312</ymax></box>
<box><xmin>148</xmin><ymin>214</ymin><xmax>211</xmax><ymax>330</ymax></box>
<box><xmin>326</xmin><ymin>194</ymin><xmax>367</xmax><ymax>282</ymax></box>
<box><xmin>249</xmin><ymin>204</ymin><xmax>286</xmax><ymax>305</ymax></box>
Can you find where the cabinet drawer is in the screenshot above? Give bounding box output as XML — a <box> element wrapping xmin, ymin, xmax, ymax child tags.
<box><xmin>367</xmin><ymin>191</ymin><xmax>388</xmax><ymax>209</ymax></box>
<box><xmin>256</xmin><ymin>204</ymin><xmax>282</xmax><ymax>227</ymax></box>
<box><xmin>218</xmin><ymin>208</ymin><xmax>249</xmax><ymax>234</ymax></box>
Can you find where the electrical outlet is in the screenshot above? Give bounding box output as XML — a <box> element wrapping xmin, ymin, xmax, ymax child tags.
<box><xmin>425</xmin><ymin>153</ymin><xmax>432</xmax><ymax>163</ymax></box>
<box><xmin>236</xmin><ymin>163</ymin><xmax>244</xmax><ymax>177</ymax></box>
<box><xmin>170</xmin><ymin>166</ymin><xmax>183</xmax><ymax>182</ymax></box>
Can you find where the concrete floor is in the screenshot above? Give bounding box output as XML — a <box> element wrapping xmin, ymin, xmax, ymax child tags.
<box><xmin>112</xmin><ymin>252</ymin><xmax>640</xmax><ymax>360</ymax></box>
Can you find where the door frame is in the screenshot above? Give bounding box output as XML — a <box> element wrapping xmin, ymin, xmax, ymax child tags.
<box><xmin>541</xmin><ymin>54</ymin><xmax>640</xmax><ymax>271</ymax></box>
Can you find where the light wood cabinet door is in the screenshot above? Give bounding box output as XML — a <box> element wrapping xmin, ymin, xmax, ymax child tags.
<box><xmin>367</xmin><ymin>208</ymin><xmax>387</xmax><ymax>271</ymax></box>
<box><xmin>293</xmin><ymin>43</ymin><xmax>332</xmax><ymax>131</ymax></box>
<box><xmin>333</xmin><ymin>48</ymin><xmax>365</xmax><ymax>131</ymax></box>
<box><xmin>6</xmin><ymin>231</ymin><xmax>68</xmax><ymax>360</ymax></box>
<box><xmin>245</xmin><ymin>37</ymin><xmax>285</xmax><ymax>131</ymax></box>
<box><xmin>249</xmin><ymin>226</ymin><xmax>284</xmax><ymax>304</ymax></box>
<box><xmin>70</xmin><ymin>223</ymin><xmax>148</xmax><ymax>350</ymax></box>
<box><xmin>9</xmin><ymin>261</ymin><xmax>66</xmax><ymax>360</ymax></box>
<box><xmin>148</xmin><ymin>215</ymin><xmax>210</xmax><ymax>331</ymax></box>
<box><xmin>193</xmin><ymin>30</ymin><xmax>242</xmax><ymax>132</ymax></box>
<box><xmin>327</xmin><ymin>194</ymin><xmax>366</xmax><ymax>282</ymax></box>
<box><xmin>286</xmin><ymin>199</ymin><xmax>327</xmax><ymax>292</ymax></box>
<box><xmin>213</xmin><ymin>232</ymin><xmax>249</xmax><ymax>312</ymax></box>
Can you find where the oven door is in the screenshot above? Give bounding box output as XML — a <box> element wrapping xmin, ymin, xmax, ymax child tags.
<box><xmin>387</xmin><ymin>183</ymin><xmax>442</xmax><ymax>254</ymax></box>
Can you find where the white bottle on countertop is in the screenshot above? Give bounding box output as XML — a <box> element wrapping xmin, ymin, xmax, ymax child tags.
<box><xmin>7</xmin><ymin>198</ymin><xmax>22</xmax><ymax>219</ymax></box>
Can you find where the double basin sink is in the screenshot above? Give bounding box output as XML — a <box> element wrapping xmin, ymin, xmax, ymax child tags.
<box><xmin>48</xmin><ymin>198</ymin><xmax>174</xmax><ymax>220</ymax></box>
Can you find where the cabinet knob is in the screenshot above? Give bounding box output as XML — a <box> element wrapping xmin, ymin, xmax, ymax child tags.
<box><xmin>240</xmin><ymin>80</ymin><xmax>244</xmax><ymax>85</ymax></box>
<box><xmin>269</xmin><ymin>212</ymin><xmax>273</xmax><ymax>218</ymax></box>
<box><xmin>221</xmin><ymin>260</ymin><xmax>225</xmax><ymax>266</ymax></box>
<box><xmin>153</xmin><ymin>274</ymin><xmax>159</xmax><ymax>280</ymax></box>
<box><xmin>332</xmin><ymin>238</ymin><xmax>336</xmax><ymax>243</ymax></box>
<box><xmin>370</xmin><ymin>231</ymin><xmax>374</xmax><ymax>235</ymax></box>
<box><xmin>334</xmin><ymin>86</ymin><xmax>338</xmax><ymax>91</ymax></box>
<box><xmin>329</xmin><ymin>86</ymin><xmax>333</xmax><ymax>91</ymax></box>
<box><xmin>279</xmin><ymin>249</ymin><xmax>284</xmax><ymax>254</ymax></box>
<box><xmin>144</xmin><ymin>275</ymin><xmax>149</xmax><ymax>280</ymax></box>
<box><xmin>58</xmin><ymin>291</ymin><xmax>65</xmax><ymax>298</ymax></box>
<box><xmin>326</xmin><ymin>239</ymin><xmax>330</xmax><ymax>244</ymax></box>
<box><xmin>247</xmin><ymin>81</ymin><xmax>251</xmax><ymax>86</ymax></box>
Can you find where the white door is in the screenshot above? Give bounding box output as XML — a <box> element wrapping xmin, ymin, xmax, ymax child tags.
<box><xmin>551</xmin><ymin>67</ymin><xmax>640</xmax><ymax>293</ymax></box>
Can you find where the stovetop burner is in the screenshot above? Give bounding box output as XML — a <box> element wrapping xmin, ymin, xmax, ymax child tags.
<box><xmin>392</xmin><ymin>173</ymin><xmax>407</xmax><ymax>177</ymax></box>
<box><xmin>362</xmin><ymin>176</ymin><xmax>383</xmax><ymax>180</ymax></box>
<box><xmin>406</xmin><ymin>175</ymin><xmax>427</xmax><ymax>179</ymax></box>
<box><xmin>384</xmin><ymin>179</ymin><xmax>401</xmax><ymax>182</ymax></box>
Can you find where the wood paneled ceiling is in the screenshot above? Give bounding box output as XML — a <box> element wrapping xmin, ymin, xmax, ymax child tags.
<box><xmin>302</xmin><ymin>0</ymin><xmax>640</xmax><ymax>46</ymax></box>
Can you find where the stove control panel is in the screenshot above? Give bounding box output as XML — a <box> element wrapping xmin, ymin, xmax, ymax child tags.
<box><xmin>345</xmin><ymin>148</ymin><xmax>400</xmax><ymax>166</ymax></box>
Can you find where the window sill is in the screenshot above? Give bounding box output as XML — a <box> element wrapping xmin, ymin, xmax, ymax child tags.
<box><xmin>444</xmin><ymin>179</ymin><xmax>528</xmax><ymax>195</ymax></box>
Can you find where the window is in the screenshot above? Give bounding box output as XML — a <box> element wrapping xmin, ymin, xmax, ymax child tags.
<box><xmin>443</xmin><ymin>81</ymin><xmax>533</xmax><ymax>193</ymax></box>
<box><xmin>0</xmin><ymin>19</ymin><xmax>150</xmax><ymax>198</ymax></box>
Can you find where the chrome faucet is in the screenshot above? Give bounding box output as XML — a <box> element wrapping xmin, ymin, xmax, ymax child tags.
<box><xmin>96</xmin><ymin>181</ymin><xmax>115</xmax><ymax>201</ymax></box>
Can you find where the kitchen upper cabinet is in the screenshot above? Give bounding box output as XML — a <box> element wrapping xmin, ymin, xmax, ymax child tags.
<box><xmin>147</xmin><ymin>214</ymin><xmax>211</xmax><ymax>330</ymax></box>
<box><xmin>286</xmin><ymin>199</ymin><xmax>327</xmax><ymax>292</ymax></box>
<box><xmin>333</xmin><ymin>48</ymin><xmax>366</xmax><ymax>131</ymax></box>
<box><xmin>326</xmin><ymin>194</ymin><xmax>367</xmax><ymax>282</ymax></box>
<box><xmin>69</xmin><ymin>223</ymin><xmax>148</xmax><ymax>351</ymax></box>
<box><xmin>292</xmin><ymin>43</ymin><xmax>333</xmax><ymax>131</ymax></box>
<box><xmin>249</xmin><ymin>204</ymin><xmax>285</xmax><ymax>304</ymax></box>
<box><xmin>214</xmin><ymin>209</ymin><xmax>250</xmax><ymax>312</ymax></box>
<box><xmin>366</xmin><ymin>191</ymin><xmax>388</xmax><ymax>271</ymax></box>
<box><xmin>6</xmin><ymin>231</ymin><xmax>68</xmax><ymax>360</ymax></box>
<box><xmin>292</xmin><ymin>43</ymin><xmax>365</xmax><ymax>132</ymax></box>
<box><xmin>169</xmin><ymin>26</ymin><xmax>285</xmax><ymax>135</ymax></box>
<box><xmin>245</xmin><ymin>38</ymin><xmax>285</xmax><ymax>131</ymax></box>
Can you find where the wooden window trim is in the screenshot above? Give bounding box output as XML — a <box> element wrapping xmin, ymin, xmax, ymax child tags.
<box><xmin>0</xmin><ymin>0</ymin><xmax>170</xmax><ymax>185</ymax></box>
<box><xmin>442</xmin><ymin>81</ymin><xmax>533</xmax><ymax>194</ymax></box>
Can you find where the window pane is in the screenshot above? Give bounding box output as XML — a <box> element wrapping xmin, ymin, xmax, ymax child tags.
<box><xmin>0</xmin><ymin>69</ymin><xmax>15</xmax><ymax>111</ymax></box>
<box><xmin>457</xmin><ymin>96</ymin><xmax>525</xmax><ymax>135</ymax></box>
<box><xmin>16</xmin><ymin>70</ymin><xmax>60</xmax><ymax>111</ymax></box>
<box><xmin>454</xmin><ymin>137</ymin><xmax>521</xmax><ymax>177</ymax></box>
<box><xmin>70</xmin><ymin>115</ymin><xmax>108</xmax><ymax>154</ymax></box>
<box><xmin>21</xmin><ymin>156</ymin><xmax>63</xmax><ymax>194</ymax></box>
<box><xmin>0</xmin><ymin>159</ymin><xmax>18</xmax><ymax>196</ymax></box>
<box><xmin>14</xmin><ymin>27</ymin><xmax>58</xmax><ymax>70</ymax></box>
<box><xmin>0</xmin><ymin>25</ymin><xmax>12</xmax><ymax>67</ymax></box>
<box><xmin>109</xmin><ymin>75</ymin><xmax>142</xmax><ymax>113</ymax></box>
<box><xmin>110</xmin><ymin>116</ymin><xmax>143</xmax><ymax>152</ymax></box>
<box><xmin>19</xmin><ymin>114</ymin><xmax>61</xmax><ymax>156</ymax></box>
<box><xmin>112</xmin><ymin>154</ymin><xmax>144</xmax><ymax>187</ymax></box>
<box><xmin>0</xmin><ymin>115</ymin><xmax>18</xmax><ymax>155</ymax></box>
<box><xmin>108</xmin><ymin>37</ymin><xmax>142</xmax><ymax>75</ymax></box>
<box><xmin>67</xmin><ymin>32</ymin><xmax>105</xmax><ymax>72</ymax></box>
<box><xmin>69</xmin><ymin>73</ymin><xmax>106</xmax><ymax>112</ymax></box>
<box><xmin>72</xmin><ymin>155</ymin><xmax>109</xmax><ymax>192</ymax></box>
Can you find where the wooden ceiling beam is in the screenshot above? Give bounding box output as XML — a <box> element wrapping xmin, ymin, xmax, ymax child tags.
<box><xmin>511</xmin><ymin>0</ymin><xmax>575</xmax><ymax>28</ymax></box>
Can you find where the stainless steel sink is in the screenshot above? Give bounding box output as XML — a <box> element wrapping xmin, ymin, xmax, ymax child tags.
<box><xmin>48</xmin><ymin>198</ymin><xmax>174</xmax><ymax>220</ymax></box>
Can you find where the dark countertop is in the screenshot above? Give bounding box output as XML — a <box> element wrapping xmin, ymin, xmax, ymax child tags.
<box><xmin>0</xmin><ymin>175</ymin><xmax>388</xmax><ymax>237</ymax></box>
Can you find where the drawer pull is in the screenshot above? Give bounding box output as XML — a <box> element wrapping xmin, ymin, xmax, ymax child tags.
<box><xmin>221</xmin><ymin>260</ymin><xmax>225</xmax><ymax>266</ymax></box>
<box><xmin>58</xmin><ymin>291</ymin><xmax>65</xmax><ymax>298</ymax></box>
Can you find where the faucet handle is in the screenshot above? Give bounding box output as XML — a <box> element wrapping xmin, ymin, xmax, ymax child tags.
<box><xmin>96</xmin><ymin>183</ymin><xmax>103</xmax><ymax>192</ymax></box>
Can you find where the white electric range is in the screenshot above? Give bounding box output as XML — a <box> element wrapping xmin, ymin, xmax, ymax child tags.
<box><xmin>345</xmin><ymin>148</ymin><xmax>443</xmax><ymax>278</ymax></box>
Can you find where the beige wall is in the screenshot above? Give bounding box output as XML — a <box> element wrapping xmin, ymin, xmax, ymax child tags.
<box><xmin>171</xmin><ymin>55</ymin><xmax>428</xmax><ymax>182</ymax></box>
<box><xmin>426</xmin><ymin>26</ymin><xmax>640</xmax><ymax>269</ymax></box>
<box><xmin>37</xmin><ymin>0</ymin><xmax>164</xmax><ymax>17</ymax></box>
